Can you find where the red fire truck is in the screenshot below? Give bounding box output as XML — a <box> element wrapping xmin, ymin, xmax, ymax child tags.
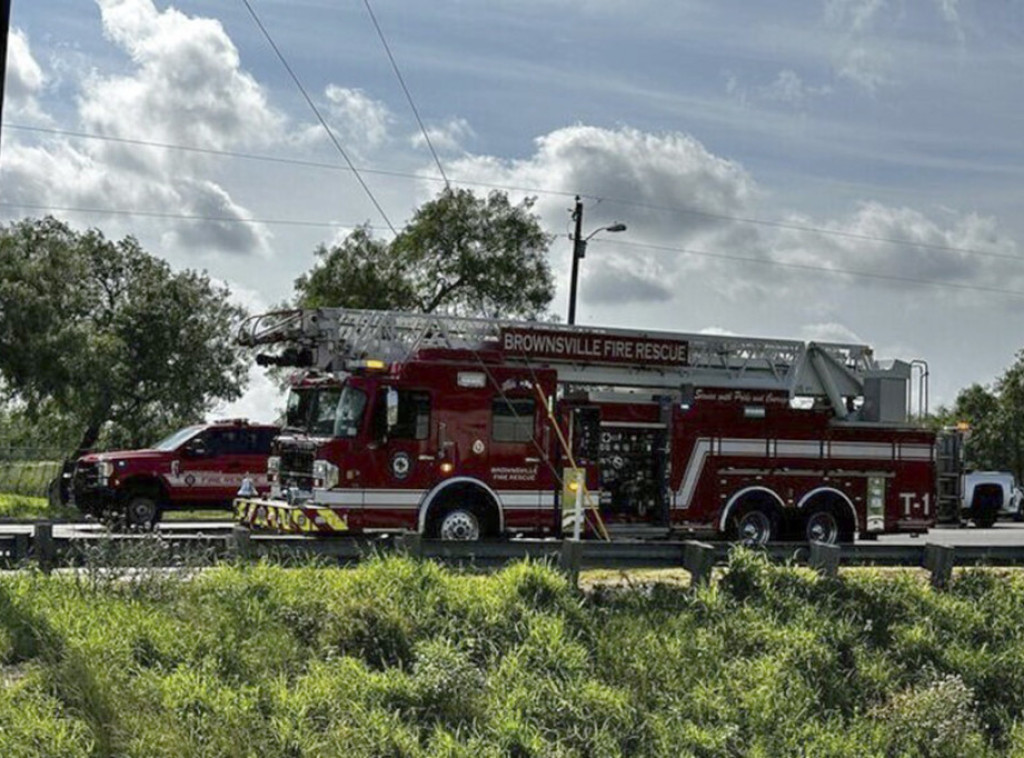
<box><xmin>235</xmin><ymin>308</ymin><xmax>958</xmax><ymax>543</ymax></box>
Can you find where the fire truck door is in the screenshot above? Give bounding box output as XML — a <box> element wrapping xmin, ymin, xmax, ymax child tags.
<box><xmin>373</xmin><ymin>389</ymin><xmax>434</xmax><ymax>519</ymax></box>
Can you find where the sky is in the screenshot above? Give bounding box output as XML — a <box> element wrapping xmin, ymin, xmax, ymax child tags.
<box><xmin>3</xmin><ymin>0</ymin><xmax>1024</xmax><ymax>423</ymax></box>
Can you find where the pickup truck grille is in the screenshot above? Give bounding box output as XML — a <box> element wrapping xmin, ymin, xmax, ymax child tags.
<box><xmin>72</xmin><ymin>461</ymin><xmax>101</xmax><ymax>492</ymax></box>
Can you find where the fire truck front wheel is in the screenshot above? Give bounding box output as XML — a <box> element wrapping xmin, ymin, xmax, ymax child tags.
<box><xmin>436</xmin><ymin>508</ymin><xmax>482</xmax><ymax>541</ymax></box>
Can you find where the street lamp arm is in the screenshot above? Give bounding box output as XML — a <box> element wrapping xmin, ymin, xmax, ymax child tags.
<box><xmin>567</xmin><ymin>196</ymin><xmax>627</xmax><ymax>325</ymax></box>
<box><xmin>582</xmin><ymin>222</ymin><xmax>627</xmax><ymax>243</ymax></box>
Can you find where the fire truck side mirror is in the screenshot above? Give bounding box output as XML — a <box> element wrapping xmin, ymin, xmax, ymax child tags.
<box><xmin>386</xmin><ymin>388</ymin><xmax>400</xmax><ymax>430</ymax></box>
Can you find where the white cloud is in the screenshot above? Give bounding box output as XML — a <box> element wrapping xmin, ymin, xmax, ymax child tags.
<box><xmin>799</xmin><ymin>322</ymin><xmax>866</xmax><ymax>344</ymax></box>
<box><xmin>1</xmin><ymin>0</ymin><xmax>281</xmax><ymax>258</ymax></box>
<box><xmin>445</xmin><ymin>125</ymin><xmax>759</xmax><ymax>313</ymax></box>
<box><xmin>6</xmin><ymin>28</ymin><xmax>49</xmax><ymax>122</ymax></box>
<box><xmin>324</xmin><ymin>85</ymin><xmax>393</xmax><ymax>151</ymax></box>
<box><xmin>834</xmin><ymin>46</ymin><xmax>892</xmax><ymax>94</ymax></box>
<box><xmin>699</xmin><ymin>326</ymin><xmax>740</xmax><ymax>336</ymax></box>
<box><xmin>758</xmin><ymin>69</ymin><xmax>832</xmax><ymax>107</ymax></box>
<box><xmin>450</xmin><ymin>125</ymin><xmax>756</xmax><ymax>240</ymax></box>
<box><xmin>410</xmin><ymin>117</ymin><xmax>475</xmax><ymax>153</ymax></box>
<box><xmin>210</xmin><ymin>366</ymin><xmax>285</xmax><ymax>425</ymax></box>
<box><xmin>441</xmin><ymin>123</ymin><xmax>1023</xmax><ymax>318</ymax></box>
<box><xmin>767</xmin><ymin>203</ymin><xmax>1023</xmax><ymax>295</ymax></box>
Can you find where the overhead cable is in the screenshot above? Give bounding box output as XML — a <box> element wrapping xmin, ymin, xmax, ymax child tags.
<box><xmin>239</xmin><ymin>0</ymin><xmax>397</xmax><ymax>235</ymax></box>
<box><xmin>362</xmin><ymin>0</ymin><xmax>450</xmax><ymax>189</ymax></box>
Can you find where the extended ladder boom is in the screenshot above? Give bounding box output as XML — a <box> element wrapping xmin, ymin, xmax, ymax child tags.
<box><xmin>239</xmin><ymin>308</ymin><xmax>916</xmax><ymax>421</ymax></box>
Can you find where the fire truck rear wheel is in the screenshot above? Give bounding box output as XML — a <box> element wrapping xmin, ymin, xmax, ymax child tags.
<box><xmin>732</xmin><ymin>508</ymin><xmax>775</xmax><ymax>546</ymax></box>
<box><xmin>125</xmin><ymin>496</ymin><xmax>160</xmax><ymax>529</ymax></box>
<box><xmin>805</xmin><ymin>509</ymin><xmax>840</xmax><ymax>545</ymax></box>
<box><xmin>437</xmin><ymin>508</ymin><xmax>481</xmax><ymax>541</ymax></box>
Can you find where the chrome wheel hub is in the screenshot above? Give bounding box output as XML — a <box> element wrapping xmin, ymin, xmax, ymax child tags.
<box><xmin>439</xmin><ymin>510</ymin><xmax>480</xmax><ymax>541</ymax></box>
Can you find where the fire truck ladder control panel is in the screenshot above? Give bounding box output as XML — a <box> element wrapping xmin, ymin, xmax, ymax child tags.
<box><xmin>239</xmin><ymin>308</ymin><xmax>922</xmax><ymax>424</ymax></box>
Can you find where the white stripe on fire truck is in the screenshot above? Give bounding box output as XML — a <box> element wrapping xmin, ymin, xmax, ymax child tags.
<box><xmin>314</xmin><ymin>489</ymin><xmax>548</xmax><ymax>509</ymax></box>
<box><xmin>675</xmin><ymin>438</ymin><xmax>934</xmax><ymax>509</ymax></box>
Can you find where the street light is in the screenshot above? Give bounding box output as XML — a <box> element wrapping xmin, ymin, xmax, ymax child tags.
<box><xmin>568</xmin><ymin>196</ymin><xmax>627</xmax><ymax>325</ymax></box>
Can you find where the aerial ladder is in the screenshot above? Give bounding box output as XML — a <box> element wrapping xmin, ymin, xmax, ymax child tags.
<box><xmin>239</xmin><ymin>307</ymin><xmax>922</xmax><ymax>424</ymax></box>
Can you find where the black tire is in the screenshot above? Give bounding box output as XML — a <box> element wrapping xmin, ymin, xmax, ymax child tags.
<box><xmin>125</xmin><ymin>496</ymin><xmax>161</xmax><ymax>529</ymax></box>
<box><xmin>805</xmin><ymin>508</ymin><xmax>841</xmax><ymax>544</ymax></box>
<box><xmin>425</xmin><ymin>488</ymin><xmax>499</xmax><ymax>541</ymax></box>
<box><xmin>973</xmin><ymin>490</ymin><xmax>1000</xmax><ymax>528</ymax></box>
<box><xmin>730</xmin><ymin>506</ymin><xmax>776</xmax><ymax>546</ymax></box>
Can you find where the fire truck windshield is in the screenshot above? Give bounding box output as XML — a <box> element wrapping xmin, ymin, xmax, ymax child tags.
<box><xmin>285</xmin><ymin>385</ymin><xmax>367</xmax><ymax>438</ymax></box>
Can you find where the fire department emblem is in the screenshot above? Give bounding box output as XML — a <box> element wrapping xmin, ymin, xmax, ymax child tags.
<box><xmin>472</xmin><ymin>439</ymin><xmax>485</xmax><ymax>455</ymax></box>
<box><xmin>184</xmin><ymin>473</ymin><xmax>196</xmax><ymax>487</ymax></box>
<box><xmin>390</xmin><ymin>452</ymin><xmax>412</xmax><ymax>480</ymax></box>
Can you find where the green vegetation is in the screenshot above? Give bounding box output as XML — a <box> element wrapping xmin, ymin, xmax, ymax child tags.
<box><xmin>0</xmin><ymin>458</ymin><xmax>61</xmax><ymax>499</ymax></box>
<box><xmin>4</xmin><ymin>551</ymin><xmax>1024</xmax><ymax>756</ymax></box>
<box><xmin>934</xmin><ymin>349</ymin><xmax>1024</xmax><ymax>481</ymax></box>
<box><xmin>295</xmin><ymin>188</ymin><xmax>554</xmax><ymax>319</ymax></box>
<box><xmin>0</xmin><ymin>216</ymin><xmax>249</xmax><ymax>456</ymax></box>
<box><xmin>0</xmin><ymin>494</ymin><xmax>76</xmax><ymax>521</ymax></box>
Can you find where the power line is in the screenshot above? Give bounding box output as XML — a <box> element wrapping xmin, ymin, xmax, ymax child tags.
<box><xmin>3</xmin><ymin>196</ymin><xmax>1022</xmax><ymax>300</ymax></box>
<box><xmin>0</xmin><ymin>201</ymin><xmax>388</xmax><ymax>232</ymax></box>
<box><xmin>603</xmin><ymin>237</ymin><xmax>1024</xmax><ymax>298</ymax></box>
<box><xmin>362</xmin><ymin>0</ymin><xmax>450</xmax><ymax>190</ymax></box>
<box><xmin>593</xmin><ymin>195</ymin><xmax>1024</xmax><ymax>263</ymax></box>
<box><xmin>239</xmin><ymin>0</ymin><xmax>397</xmax><ymax>235</ymax></box>
<box><xmin>7</xmin><ymin>121</ymin><xmax>1018</xmax><ymax>266</ymax></box>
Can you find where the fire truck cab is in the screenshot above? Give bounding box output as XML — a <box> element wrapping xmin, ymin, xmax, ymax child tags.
<box><xmin>236</xmin><ymin>308</ymin><xmax>949</xmax><ymax>543</ymax></box>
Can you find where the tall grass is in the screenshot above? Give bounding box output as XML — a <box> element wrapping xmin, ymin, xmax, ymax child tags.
<box><xmin>3</xmin><ymin>551</ymin><xmax>1024</xmax><ymax>755</ymax></box>
<box><xmin>0</xmin><ymin>493</ymin><xmax>78</xmax><ymax>521</ymax></box>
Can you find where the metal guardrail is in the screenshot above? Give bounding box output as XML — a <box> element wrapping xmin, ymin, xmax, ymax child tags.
<box><xmin>4</xmin><ymin>524</ymin><xmax>1024</xmax><ymax>589</ymax></box>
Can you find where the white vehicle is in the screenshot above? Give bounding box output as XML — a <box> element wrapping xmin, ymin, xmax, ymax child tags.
<box><xmin>962</xmin><ymin>471</ymin><xmax>1017</xmax><ymax>527</ymax></box>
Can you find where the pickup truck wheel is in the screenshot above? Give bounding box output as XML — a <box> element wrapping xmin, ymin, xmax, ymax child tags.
<box><xmin>973</xmin><ymin>490</ymin><xmax>1000</xmax><ymax>528</ymax></box>
<box><xmin>126</xmin><ymin>496</ymin><xmax>160</xmax><ymax>529</ymax></box>
<box><xmin>437</xmin><ymin>508</ymin><xmax>481</xmax><ymax>541</ymax></box>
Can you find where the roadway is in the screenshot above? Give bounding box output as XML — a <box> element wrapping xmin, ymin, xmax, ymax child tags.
<box><xmin>1</xmin><ymin>518</ymin><xmax>1024</xmax><ymax>546</ymax></box>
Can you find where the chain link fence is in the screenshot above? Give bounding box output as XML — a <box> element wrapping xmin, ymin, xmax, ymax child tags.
<box><xmin>0</xmin><ymin>442</ymin><xmax>68</xmax><ymax>500</ymax></box>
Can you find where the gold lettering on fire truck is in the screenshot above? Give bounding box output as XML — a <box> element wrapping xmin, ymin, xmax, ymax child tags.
<box><xmin>491</xmin><ymin>466</ymin><xmax>538</xmax><ymax>482</ymax></box>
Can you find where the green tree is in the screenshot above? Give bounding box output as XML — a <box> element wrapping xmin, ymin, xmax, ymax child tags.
<box><xmin>938</xmin><ymin>352</ymin><xmax>1024</xmax><ymax>481</ymax></box>
<box><xmin>295</xmin><ymin>188</ymin><xmax>555</xmax><ymax>318</ymax></box>
<box><xmin>997</xmin><ymin>354</ymin><xmax>1024</xmax><ymax>481</ymax></box>
<box><xmin>0</xmin><ymin>217</ymin><xmax>249</xmax><ymax>456</ymax></box>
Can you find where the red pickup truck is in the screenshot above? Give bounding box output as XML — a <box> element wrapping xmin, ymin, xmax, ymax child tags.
<box><xmin>71</xmin><ymin>419</ymin><xmax>278</xmax><ymax>526</ymax></box>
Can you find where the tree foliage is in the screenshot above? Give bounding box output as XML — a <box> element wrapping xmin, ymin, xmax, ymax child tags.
<box><xmin>937</xmin><ymin>351</ymin><xmax>1024</xmax><ymax>480</ymax></box>
<box><xmin>295</xmin><ymin>188</ymin><xmax>555</xmax><ymax>318</ymax></box>
<box><xmin>0</xmin><ymin>217</ymin><xmax>249</xmax><ymax>455</ymax></box>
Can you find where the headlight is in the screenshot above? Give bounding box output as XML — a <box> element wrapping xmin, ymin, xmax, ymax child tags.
<box><xmin>97</xmin><ymin>461</ymin><xmax>115</xmax><ymax>484</ymax></box>
<box><xmin>267</xmin><ymin>456</ymin><xmax>281</xmax><ymax>475</ymax></box>
<box><xmin>312</xmin><ymin>460</ymin><xmax>339</xmax><ymax>490</ymax></box>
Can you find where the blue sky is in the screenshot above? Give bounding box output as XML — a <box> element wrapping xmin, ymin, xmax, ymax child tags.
<box><xmin>3</xmin><ymin>0</ymin><xmax>1024</xmax><ymax>420</ymax></box>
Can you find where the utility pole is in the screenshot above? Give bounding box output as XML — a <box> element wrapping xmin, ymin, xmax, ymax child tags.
<box><xmin>568</xmin><ymin>196</ymin><xmax>584</xmax><ymax>325</ymax></box>
<box><xmin>566</xmin><ymin>196</ymin><xmax>627</xmax><ymax>326</ymax></box>
<box><xmin>0</xmin><ymin>0</ymin><xmax>10</xmax><ymax>163</ymax></box>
